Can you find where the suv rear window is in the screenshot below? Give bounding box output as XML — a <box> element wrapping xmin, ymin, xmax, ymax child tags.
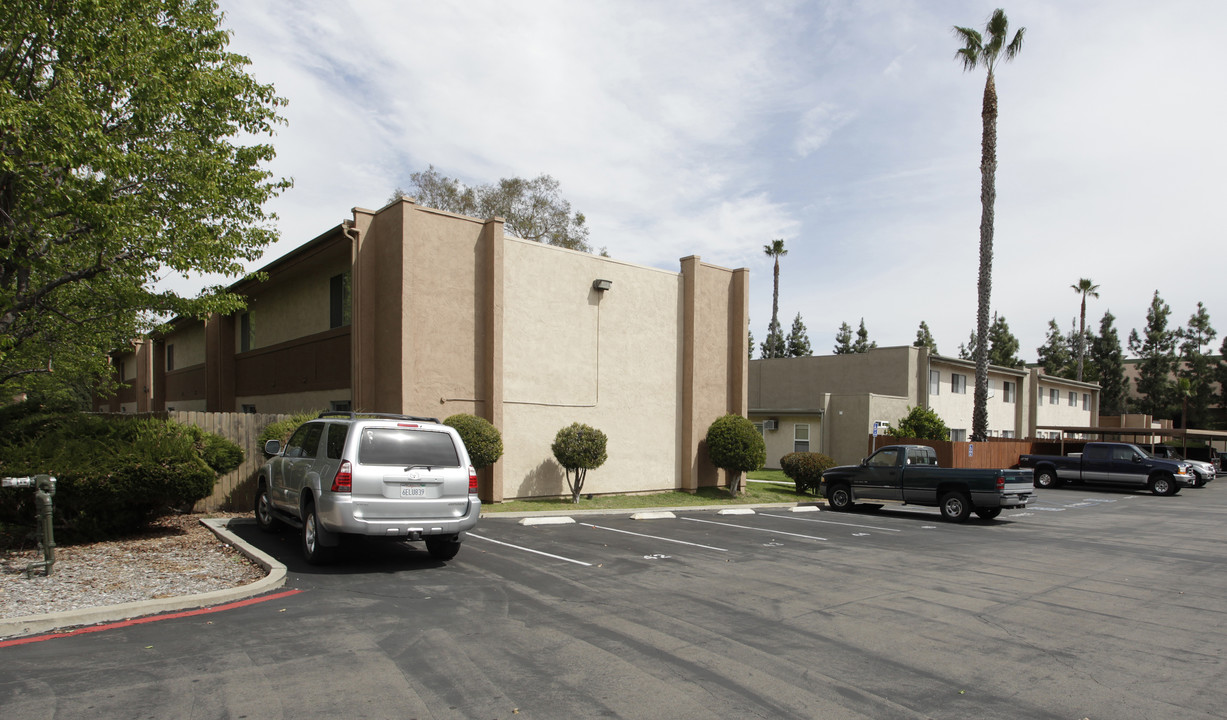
<box><xmin>358</xmin><ymin>428</ymin><xmax>460</xmax><ymax>467</ymax></box>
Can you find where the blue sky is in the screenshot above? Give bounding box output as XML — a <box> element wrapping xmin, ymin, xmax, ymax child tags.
<box><xmin>210</xmin><ymin>0</ymin><xmax>1227</xmax><ymax>362</ymax></box>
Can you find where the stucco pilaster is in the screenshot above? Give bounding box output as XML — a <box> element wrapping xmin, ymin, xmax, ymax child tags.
<box><xmin>483</xmin><ymin>217</ymin><xmax>505</xmax><ymax>503</ymax></box>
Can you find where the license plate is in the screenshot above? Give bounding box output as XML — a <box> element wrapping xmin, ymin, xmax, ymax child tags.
<box><xmin>400</xmin><ymin>486</ymin><xmax>427</xmax><ymax>497</ymax></box>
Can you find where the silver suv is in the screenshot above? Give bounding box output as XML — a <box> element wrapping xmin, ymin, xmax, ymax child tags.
<box><xmin>255</xmin><ymin>412</ymin><xmax>481</xmax><ymax>564</ymax></box>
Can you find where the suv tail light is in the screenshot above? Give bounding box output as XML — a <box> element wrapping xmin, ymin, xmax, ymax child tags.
<box><xmin>468</xmin><ymin>465</ymin><xmax>478</xmax><ymax>494</ymax></box>
<box><xmin>332</xmin><ymin>460</ymin><xmax>352</xmax><ymax>493</ymax></box>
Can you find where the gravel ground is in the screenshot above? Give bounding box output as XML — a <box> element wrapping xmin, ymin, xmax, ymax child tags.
<box><xmin>0</xmin><ymin>513</ymin><xmax>265</xmax><ymax>620</ymax></box>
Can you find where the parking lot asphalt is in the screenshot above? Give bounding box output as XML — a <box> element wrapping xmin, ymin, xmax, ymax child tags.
<box><xmin>4</xmin><ymin>484</ymin><xmax>1227</xmax><ymax>719</ymax></box>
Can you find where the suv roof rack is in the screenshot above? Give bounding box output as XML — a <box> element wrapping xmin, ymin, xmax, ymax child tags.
<box><xmin>318</xmin><ymin>411</ymin><xmax>440</xmax><ymax>423</ymax></box>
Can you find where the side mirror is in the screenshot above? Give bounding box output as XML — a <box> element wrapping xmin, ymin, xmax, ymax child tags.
<box><xmin>1132</xmin><ymin>454</ymin><xmax>1143</xmax><ymax>463</ymax></box>
<box><xmin>264</xmin><ymin>439</ymin><xmax>282</xmax><ymax>457</ymax></box>
<box><xmin>860</xmin><ymin>458</ymin><xmax>868</xmax><ymax>466</ymax></box>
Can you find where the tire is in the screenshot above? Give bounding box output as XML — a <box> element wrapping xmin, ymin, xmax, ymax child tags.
<box><xmin>254</xmin><ymin>482</ymin><xmax>280</xmax><ymax>533</ymax></box>
<box><xmin>1034</xmin><ymin>469</ymin><xmax>1060</xmax><ymax>489</ymax></box>
<box><xmin>302</xmin><ymin>501</ymin><xmax>333</xmax><ymax>565</ymax></box>
<box><xmin>1149</xmin><ymin>475</ymin><xmax>1179</xmax><ymax>496</ymax></box>
<box><xmin>975</xmin><ymin>507</ymin><xmax>1002</xmax><ymax>520</ymax></box>
<box><xmin>425</xmin><ymin>534</ymin><xmax>461</xmax><ymax>561</ymax></box>
<box><xmin>1191</xmin><ymin>471</ymin><xmax>1205</xmax><ymax>488</ymax></box>
<box><xmin>827</xmin><ymin>484</ymin><xmax>853</xmax><ymax>511</ymax></box>
<box><xmin>939</xmin><ymin>491</ymin><xmax>972</xmax><ymax>523</ymax></box>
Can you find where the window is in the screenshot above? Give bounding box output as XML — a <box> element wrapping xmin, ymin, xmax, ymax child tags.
<box><xmin>1038</xmin><ymin>387</ymin><xmax>1044</xmax><ymax>406</ymax></box>
<box><xmin>1002</xmin><ymin>430</ymin><xmax>1015</xmax><ymax>439</ymax></box>
<box><xmin>240</xmin><ymin>312</ymin><xmax>252</xmax><ymax>352</ymax></box>
<box><xmin>1050</xmin><ymin>388</ymin><xmax>1060</xmax><ymax>405</ymax></box>
<box><xmin>1082</xmin><ymin>393</ymin><xmax>1090</xmax><ymax>411</ymax></box>
<box><xmin>329</xmin><ymin>271</ymin><xmax>352</xmax><ymax>329</ymax></box>
<box><xmin>241</xmin><ymin>404</ymin><xmax>256</xmax><ymax>414</ymax></box>
<box><xmin>794</xmin><ymin>423</ymin><xmax>810</xmax><ymax>453</ymax></box>
<box><xmin>359</xmin><ymin>428</ymin><xmax>460</xmax><ymax>467</ymax></box>
<box><xmin>1003</xmin><ymin>381</ymin><xmax>1016</xmax><ymax>403</ymax></box>
<box><xmin>166</xmin><ymin>344</ymin><xmax>175</xmax><ymax>372</ymax></box>
<box><xmin>929</xmin><ymin>369</ymin><xmax>940</xmax><ymax>395</ymax></box>
<box><xmin>117</xmin><ymin>360</ymin><xmax>126</xmax><ymax>380</ymax></box>
<box><xmin>868</xmin><ymin>448</ymin><xmax>899</xmax><ymax>467</ymax></box>
<box><xmin>331</xmin><ymin>400</ymin><xmax>352</xmax><ymax>412</ymax></box>
<box><xmin>1068</xmin><ymin>391</ymin><xmax>1077</xmax><ymax>407</ymax></box>
<box><xmin>949</xmin><ymin>429</ymin><xmax>967</xmax><ymax>442</ymax></box>
<box><xmin>285</xmin><ymin>423</ymin><xmax>323</xmax><ymax>459</ymax></box>
<box><xmin>951</xmin><ymin>373</ymin><xmax>967</xmax><ymax>394</ymax></box>
<box><xmin>326</xmin><ymin>423</ymin><xmax>349</xmax><ymax>460</ymax></box>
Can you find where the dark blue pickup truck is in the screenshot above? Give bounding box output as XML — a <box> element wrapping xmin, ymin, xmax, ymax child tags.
<box><xmin>1018</xmin><ymin>442</ymin><xmax>1192</xmax><ymax>495</ymax></box>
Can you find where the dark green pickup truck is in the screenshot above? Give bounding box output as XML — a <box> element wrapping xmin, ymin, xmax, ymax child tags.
<box><xmin>819</xmin><ymin>444</ymin><xmax>1034</xmax><ymax>522</ymax></box>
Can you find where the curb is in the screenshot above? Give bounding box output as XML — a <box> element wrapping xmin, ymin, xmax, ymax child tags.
<box><xmin>0</xmin><ymin>518</ymin><xmax>286</xmax><ymax>639</ymax></box>
<box><xmin>483</xmin><ymin>500</ymin><xmax>826</xmax><ymax>520</ymax></box>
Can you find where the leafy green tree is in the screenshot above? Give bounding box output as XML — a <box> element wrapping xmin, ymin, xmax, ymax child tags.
<box><xmin>833</xmin><ymin>322</ymin><xmax>854</xmax><ymax>354</ymax></box>
<box><xmin>852</xmin><ymin>318</ymin><xmax>876</xmax><ymax>353</ymax></box>
<box><xmin>760</xmin><ymin>318</ymin><xmax>787</xmax><ymax>359</ymax></box>
<box><xmin>395</xmin><ymin>166</ymin><xmax>592</xmax><ymax>252</ymax></box>
<box><xmin>1071</xmin><ymin>279</ymin><xmax>1100</xmax><ymax>381</ymax></box>
<box><xmin>786</xmin><ymin>313</ymin><xmax>812</xmax><ymax>357</ymax></box>
<box><xmin>0</xmin><ymin>0</ymin><xmax>289</xmax><ymax>399</ymax></box>
<box><xmin>987</xmin><ymin>314</ymin><xmax>1024</xmax><ymax>368</ymax></box>
<box><xmin>747</xmin><ymin>322</ymin><xmax>755</xmax><ymax>360</ymax></box>
<box><xmin>444</xmin><ymin>414</ymin><xmax>504</xmax><ymax>469</ymax></box>
<box><xmin>762</xmin><ymin>239</ymin><xmax>788</xmax><ymax>358</ymax></box>
<box><xmin>551</xmin><ymin>423</ymin><xmax>608</xmax><ymax>503</ymax></box>
<box><xmin>1177</xmin><ymin>302</ymin><xmax>1216</xmax><ymax>427</ymax></box>
<box><xmin>1036</xmin><ymin>318</ymin><xmax>1073</xmax><ymax>378</ymax></box>
<box><xmin>704</xmin><ymin>414</ymin><xmax>765</xmax><ymax>495</ymax></box>
<box><xmin>953</xmin><ymin>8</ymin><xmax>1026</xmax><ymax>441</ymax></box>
<box><xmin>1128</xmin><ymin>291</ymin><xmax>1178</xmax><ymax>418</ymax></box>
<box><xmin>887</xmin><ymin>406</ymin><xmax>951</xmax><ymax>441</ymax></box>
<box><xmin>914</xmin><ymin>321</ymin><xmax>938</xmax><ymax>354</ymax></box>
<box><xmin>1090</xmin><ymin>311</ymin><xmax>1128</xmax><ymax>415</ymax></box>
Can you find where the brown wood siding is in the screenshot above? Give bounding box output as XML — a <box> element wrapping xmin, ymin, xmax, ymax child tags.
<box><xmin>164</xmin><ymin>365</ymin><xmax>207</xmax><ymax>402</ymax></box>
<box><xmin>234</xmin><ymin>326</ymin><xmax>351</xmax><ymax>397</ymax></box>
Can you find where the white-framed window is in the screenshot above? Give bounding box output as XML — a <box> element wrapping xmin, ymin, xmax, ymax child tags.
<box><xmin>1050</xmin><ymin>388</ymin><xmax>1060</xmax><ymax>405</ymax></box>
<box><xmin>1003</xmin><ymin>381</ymin><xmax>1016</xmax><ymax>403</ymax></box>
<box><xmin>1002</xmin><ymin>430</ymin><xmax>1015</xmax><ymax>439</ymax></box>
<box><xmin>951</xmin><ymin>373</ymin><xmax>967</xmax><ymax>394</ymax></box>
<box><xmin>1038</xmin><ymin>387</ymin><xmax>1044</xmax><ymax>406</ymax></box>
<box><xmin>1068</xmin><ymin>391</ymin><xmax>1077</xmax><ymax>407</ymax></box>
<box><xmin>753</xmin><ymin>422</ymin><xmax>765</xmax><ymax>437</ymax></box>
<box><xmin>949</xmin><ymin>428</ymin><xmax>967</xmax><ymax>442</ymax></box>
<box><xmin>794</xmin><ymin>423</ymin><xmax>810</xmax><ymax>453</ymax></box>
<box><xmin>1082</xmin><ymin>393</ymin><xmax>1090</xmax><ymax>411</ymax></box>
<box><xmin>929</xmin><ymin>369</ymin><xmax>940</xmax><ymax>395</ymax></box>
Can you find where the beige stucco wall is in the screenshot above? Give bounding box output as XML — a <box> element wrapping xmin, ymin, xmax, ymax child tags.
<box><xmin>233</xmin><ymin>389</ymin><xmax>352</xmax><ymax>415</ymax></box>
<box><xmin>1032</xmin><ymin>371</ymin><xmax>1098</xmax><ymax>434</ymax></box>
<box><xmin>165</xmin><ymin>323</ymin><xmax>206</xmax><ymax>370</ymax></box>
<box><xmin>239</xmin><ymin>244</ymin><xmax>350</xmax><ymax>352</ymax></box>
<box><xmin>927</xmin><ymin>357</ymin><xmax>1026</xmax><ymax>438</ymax></box>
<box><xmin>760</xmin><ymin>414</ymin><xmax>825</xmax><ymax>469</ymax></box>
<box><xmin>501</xmin><ymin>239</ymin><xmax>683</xmax><ymax>498</ymax></box>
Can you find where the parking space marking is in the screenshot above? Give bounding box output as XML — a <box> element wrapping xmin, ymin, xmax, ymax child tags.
<box><xmin>681</xmin><ymin>517</ymin><xmax>827</xmax><ymax>542</ymax></box>
<box><xmin>578</xmin><ymin>523</ymin><xmax>729</xmax><ymax>552</ymax></box>
<box><xmin>758</xmin><ymin>513</ymin><xmax>902</xmax><ymax>532</ymax></box>
<box><xmin>467</xmin><ymin>532</ymin><xmax>593</xmax><ymax>566</ymax></box>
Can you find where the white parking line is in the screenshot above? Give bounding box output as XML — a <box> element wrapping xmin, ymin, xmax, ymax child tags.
<box><xmin>758</xmin><ymin>513</ymin><xmax>902</xmax><ymax>532</ymax></box>
<box><xmin>467</xmin><ymin>533</ymin><xmax>593</xmax><ymax>566</ymax></box>
<box><xmin>681</xmin><ymin>517</ymin><xmax>827</xmax><ymax>542</ymax></box>
<box><xmin>579</xmin><ymin>523</ymin><xmax>728</xmax><ymax>552</ymax></box>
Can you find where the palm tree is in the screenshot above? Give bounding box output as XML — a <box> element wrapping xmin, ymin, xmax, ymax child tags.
<box><xmin>1071</xmin><ymin>278</ymin><xmax>1100</xmax><ymax>382</ymax></box>
<box><xmin>953</xmin><ymin>9</ymin><xmax>1025</xmax><ymax>441</ymax></box>
<box><xmin>763</xmin><ymin>239</ymin><xmax>788</xmax><ymax>358</ymax></box>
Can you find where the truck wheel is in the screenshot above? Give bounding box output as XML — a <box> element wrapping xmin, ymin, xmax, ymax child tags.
<box><xmin>1149</xmin><ymin>475</ymin><xmax>1179</xmax><ymax>496</ymax></box>
<box><xmin>939</xmin><ymin>492</ymin><xmax>971</xmax><ymax>522</ymax></box>
<box><xmin>302</xmin><ymin>500</ymin><xmax>334</xmax><ymax>565</ymax></box>
<box><xmin>1034</xmin><ymin>470</ymin><xmax>1060</xmax><ymax>489</ymax></box>
<box><xmin>974</xmin><ymin>508</ymin><xmax>1002</xmax><ymax>520</ymax></box>
<box><xmin>827</xmin><ymin>484</ymin><xmax>853</xmax><ymax>511</ymax></box>
<box><xmin>425</xmin><ymin>534</ymin><xmax>461</xmax><ymax>561</ymax></box>
<box><xmin>254</xmin><ymin>483</ymin><xmax>280</xmax><ymax>533</ymax></box>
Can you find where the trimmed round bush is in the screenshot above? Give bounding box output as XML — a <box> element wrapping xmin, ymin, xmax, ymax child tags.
<box><xmin>444</xmin><ymin>414</ymin><xmax>504</xmax><ymax>469</ymax></box>
<box><xmin>779</xmin><ymin>452</ymin><xmax>837</xmax><ymax>494</ymax></box>
<box><xmin>704</xmin><ymin>414</ymin><xmax>765</xmax><ymax>494</ymax></box>
<box><xmin>551</xmin><ymin>423</ymin><xmax>608</xmax><ymax>503</ymax></box>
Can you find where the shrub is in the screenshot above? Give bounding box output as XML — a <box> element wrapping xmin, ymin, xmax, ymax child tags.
<box><xmin>887</xmin><ymin>406</ymin><xmax>950</xmax><ymax>441</ymax></box>
<box><xmin>444</xmin><ymin>414</ymin><xmax>504</xmax><ymax>469</ymax></box>
<box><xmin>551</xmin><ymin>423</ymin><xmax>608</xmax><ymax>503</ymax></box>
<box><xmin>779</xmin><ymin>452</ymin><xmax>837</xmax><ymax>494</ymax></box>
<box><xmin>257</xmin><ymin>411</ymin><xmax>320</xmax><ymax>451</ymax></box>
<box><xmin>705</xmin><ymin>414</ymin><xmax>765</xmax><ymax>494</ymax></box>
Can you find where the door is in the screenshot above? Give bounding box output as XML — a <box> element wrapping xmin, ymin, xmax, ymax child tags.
<box><xmin>1080</xmin><ymin>444</ymin><xmax>1112</xmax><ymax>483</ymax></box>
<box><xmin>1108</xmin><ymin>445</ymin><xmax>1147</xmax><ymax>486</ymax></box>
<box><xmin>279</xmin><ymin>422</ymin><xmax>325</xmax><ymax>510</ymax></box>
<box><xmin>855</xmin><ymin>447</ymin><xmax>902</xmax><ymax>500</ymax></box>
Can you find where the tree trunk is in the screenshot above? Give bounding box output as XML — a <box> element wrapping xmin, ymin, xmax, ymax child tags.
<box><xmin>972</xmin><ymin>72</ymin><xmax>998</xmax><ymax>442</ymax></box>
<box><xmin>770</xmin><ymin>258</ymin><xmax>780</xmax><ymax>354</ymax></box>
<box><xmin>1076</xmin><ymin>297</ymin><xmax>1086</xmax><ymax>382</ymax></box>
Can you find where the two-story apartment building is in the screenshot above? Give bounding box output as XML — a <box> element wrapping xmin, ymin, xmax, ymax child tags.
<box><xmin>749</xmin><ymin>346</ymin><xmax>1100</xmax><ymax>467</ymax></box>
<box><xmin>98</xmin><ymin>198</ymin><xmax>751</xmax><ymax>503</ymax></box>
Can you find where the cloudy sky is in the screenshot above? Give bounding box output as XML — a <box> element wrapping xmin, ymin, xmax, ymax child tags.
<box><xmin>213</xmin><ymin>0</ymin><xmax>1226</xmax><ymax>362</ymax></box>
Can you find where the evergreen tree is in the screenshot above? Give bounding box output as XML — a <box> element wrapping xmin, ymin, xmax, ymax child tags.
<box><xmin>786</xmin><ymin>313</ymin><xmax>813</xmax><ymax>357</ymax></box>
<box><xmin>852</xmin><ymin>319</ymin><xmax>877</xmax><ymax>353</ymax></box>
<box><xmin>1036</xmin><ymin>318</ymin><xmax>1073</xmax><ymax>378</ymax></box>
<box><xmin>913</xmin><ymin>321</ymin><xmax>938</xmax><ymax>354</ymax></box>
<box><xmin>1128</xmin><ymin>291</ymin><xmax>1178</xmax><ymax>418</ymax></box>
<box><xmin>987</xmin><ymin>314</ymin><xmax>1024</xmax><ymax>368</ymax></box>
<box><xmin>1178</xmin><ymin>302</ymin><xmax>1216</xmax><ymax>427</ymax></box>
<box><xmin>833</xmin><ymin>322</ymin><xmax>854</xmax><ymax>354</ymax></box>
<box><xmin>958</xmin><ymin>331</ymin><xmax>977</xmax><ymax>360</ymax></box>
<box><xmin>748</xmin><ymin>321</ymin><xmax>755</xmax><ymax>361</ymax></box>
<box><xmin>760</xmin><ymin>318</ymin><xmax>787</xmax><ymax>359</ymax></box>
<box><xmin>1091</xmin><ymin>311</ymin><xmax>1128</xmax><ymax>415</ymax></box>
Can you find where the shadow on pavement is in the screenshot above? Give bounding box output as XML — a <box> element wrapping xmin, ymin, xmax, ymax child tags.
<box><xmin>225</xmin><ymin>519</ymin><xmax>452</xmax><ymax>576</ymax></box>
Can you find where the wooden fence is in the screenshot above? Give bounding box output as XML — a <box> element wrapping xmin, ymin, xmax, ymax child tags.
<box><xmin>866</xmin><ymin>436</ymin><xmax>1050</xmax><ymax>469</ymax></box>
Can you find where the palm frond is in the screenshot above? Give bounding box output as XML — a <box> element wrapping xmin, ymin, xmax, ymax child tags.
<box><xmin>1005</xmin><ymin>27</ymin><xmax>1026</xmax><ymax>60</ymax></box>
<box><xmin>986</xmin><ymin>9</ymin><xmax>1010</xmax><ymax>39</ymax></box>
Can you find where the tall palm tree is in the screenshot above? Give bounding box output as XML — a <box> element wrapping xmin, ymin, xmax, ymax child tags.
<box><xmin>763</xmin><ymin>239</ymin><xmax>788</xmax><ymax>357</ymax></box>
<box><xmin>1071</xmin><ymin>278</ymin><xmax>1100</xmax><ymax>382</ymax></box>
<box><xmin>953</xmin><ymin>9</ymin><xmax>1025</xmax><ymax>441</ymax></box>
